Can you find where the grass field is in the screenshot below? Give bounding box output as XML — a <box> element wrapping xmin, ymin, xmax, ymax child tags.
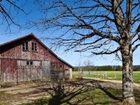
<box><xmin>22</xmin><ymin>88</ymin><xmax>123</xmax><ymax>105</ymax></box>
<box><xmin>23</xmin><ymin>86</ymin><xmax>140</xmax><ymax>105</ymax></box>
<box><xmin>0</xmin><ymin>73</ymin><xmax>138</xmax><ymax>105</ymax></box>
<box><xmin>21</xmin><ymin>89</ymin><xmax>121</xmax><ymax>105</ymax></box>
<box><xmin>73</xmin><ymin>71</ymin><xmax>140</xmax><ymax>83</ymax></box>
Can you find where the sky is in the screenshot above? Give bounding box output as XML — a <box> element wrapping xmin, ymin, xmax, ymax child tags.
<box><xmin>0</xmin><ymin>0</ymin><xmax>140</xmax><ymax>66</ymax></box>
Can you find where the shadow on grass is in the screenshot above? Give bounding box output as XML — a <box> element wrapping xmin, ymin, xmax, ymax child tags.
<box><xmin>98</xmin><ymin>84</ymin><xmax>122</xmax><ymax>101</ymax></box>
<box><xmin>43</xmin><ymin>80</ymin><xmax>95</xmax><ymax>105</ymax></box>
<box><xmin>22</xmin><ymin>79</ymin><xmax>125</xmax><ymax>105</ymax></box>
<box><xmin>34</xmin><ymin>79</ymin><xmax>122</xmax><ymax>105</ymax></box>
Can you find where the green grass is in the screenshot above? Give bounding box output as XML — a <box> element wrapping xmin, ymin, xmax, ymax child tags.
<box><xmin>73</xmin><ymin>71</ymin><xmax>140</xmax><ymax>83</ymax></box>
<box><xmin>22</xmin><ymin>98</ymin><xmax>49</xmax><ymax>105</ymax></box>
<box><xmin>21</xmin><ymin>88</ymin><xmax>140</xmax><ymax>105</ymax></box>
<box><xmin>67</xmin><ymin>88</ymin><xmax>121</xmax><ymax>105</ymax></box>
<box><xmin>22</xmin><ymin>88</ymin><xmax>122</xmax><ymax>105</ymax></box>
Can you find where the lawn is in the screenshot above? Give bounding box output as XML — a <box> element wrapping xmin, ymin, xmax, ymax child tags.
<box><xmin>23</xmin><ymin>88</ymin><xmax>122</xmax><ymax>105</ymax></box>
<box><xmin>22</xmin><ymin>87</ymin><xmax>140</xmax><ymax>105</ymax></box>
<box><xmin>0</xmin><ymin>79</ymin><xmax>139</xmax><ymax>105</ymax></box>
<box><xmin>73</xmin><ymin>71</ymin><xmax>140</xmax><ymax>83</ymax></box>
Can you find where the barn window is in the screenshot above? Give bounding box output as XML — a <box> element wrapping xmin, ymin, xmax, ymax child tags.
<box><xmin>27</xmin><ymin>61</ymin><xmax>30</xmax><ymax>65</ymax></box>
<box><xmin>22</xmin><ymin>42</ymin><xmax>28</xmax><ymax>51</ymax></box>
<box><xmin>27</xmin><ymin>60</ymin><xmax>33</xmax><ymax>65</ymax></box>
<box><xmin>32</xmin><ymin>42</ymin><xmax>37</xmax><ymax>51</ymax></box>
<box><xmin>30</xmin><ymin>61</ymin><xmax>33</xmax><ymax>65</ymax></box>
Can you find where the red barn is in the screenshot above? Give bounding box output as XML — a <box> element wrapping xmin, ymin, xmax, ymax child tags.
<box><xmin>0</xmin><ymin>33</ymin><xmax>73</xmax><ymax>83</ymax></box>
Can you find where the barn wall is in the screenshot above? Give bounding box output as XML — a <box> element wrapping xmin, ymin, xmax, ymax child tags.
<box><xmin>1</xmin><ymin>45</ymin><xmax>22</xmax><ymax>59</ymax></box>
<box><xmin>0</xmin><ymin>38</ymin><xmax>71</xmax><ymax>82</ymax></box>
<box><xmin>0</xmin><ymin>58</ymin><xmax>17</xmax><ymax>82</ymax></box>
<box><xmin>0</xmin><ymin>38</ymin><xmax>70</xmax><ymax>68</ymax></box>
<box><xmin>0</xmin><ymin>55</ymin><xmax>1</xmax><ymax>80</ymax></box>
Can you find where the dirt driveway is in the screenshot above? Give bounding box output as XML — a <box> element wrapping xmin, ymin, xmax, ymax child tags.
<box><xmin>0</xmin><ymin>82</ymin><xmax>50</xmax><ymax>105</ymax></box>
<box><xmin>82</xmin><ymin>77</ymin><xmax>140</xmax><ymax>90</ymax></box>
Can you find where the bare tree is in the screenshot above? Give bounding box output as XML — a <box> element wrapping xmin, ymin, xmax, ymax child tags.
<box><xmin>83</xmin><ymin>60</ymin><xmax>93</xmax><ymax>75</ymax></box>
<box><xmin>34</xmin><ymin>0</ymin><xmax>140</xmax><ymax>104</ymax></box>
<box><xmin>0</xmin><ymin>0</ymin><xmax>25</xmax><ymax>29</ymax></box>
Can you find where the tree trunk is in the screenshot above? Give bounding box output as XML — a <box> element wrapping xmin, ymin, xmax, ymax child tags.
<box><xmin>121</xmin><ymin>44</ymin><xmax>136</xmax><ymax>105</ymax></box>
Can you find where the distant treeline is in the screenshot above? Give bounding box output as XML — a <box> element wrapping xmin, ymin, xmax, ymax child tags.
<box><xmin>74</xmin><ymin>65</ymin><xmax>140</xmax><ymax>71</ymax></box>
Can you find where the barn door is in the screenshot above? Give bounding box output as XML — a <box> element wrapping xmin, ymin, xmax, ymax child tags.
<box><xmin>17</xmin><ymin>60</ymin><xmax>27</xmax><ymax>82</ymax></box>
<box><xmin>17</xmin><ymin>60</ymin><xmax>42</xmax><ymax>82</ymax></box>
<box><xmin>42</xmin><ymin>60</ymin><xmax>51</xmax><ymax>79</ymax></box>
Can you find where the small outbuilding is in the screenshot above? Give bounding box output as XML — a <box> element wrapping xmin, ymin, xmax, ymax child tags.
<box><xmin>0</xmin><ymin>33</ymin><xmax>73</xmax><ymax>83</ymax></box>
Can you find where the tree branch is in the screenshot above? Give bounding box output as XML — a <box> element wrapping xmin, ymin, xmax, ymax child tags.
<box><xmin>132</xmin><ymin>43</ymin><xmax>140</xmax><ymax>52</ymax></box>
<box><xmin>91</xmin><ymin>47</ymin><xmax>120</xmax><ymax>55</ymax></box>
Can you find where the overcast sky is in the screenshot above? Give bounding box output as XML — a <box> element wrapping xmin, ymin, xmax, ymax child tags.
<box><xmin>0</xmin><ymin>0</ymin><xmax>140</xmax><ymax>66</ymax></box>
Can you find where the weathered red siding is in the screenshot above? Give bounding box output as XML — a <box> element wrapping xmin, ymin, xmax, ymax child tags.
<box><xmin>1</xmin><ymin>39</ymin><xmax>67</xmax><ymax>67</ymax></box>
<box><xmin>0</xmin><ymin>35</ymin><xmax>72</xmax><ymax>83</ymax></box>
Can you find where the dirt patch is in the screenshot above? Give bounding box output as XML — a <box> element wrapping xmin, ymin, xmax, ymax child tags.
<box><xmin>0</xmin><ymin>82</ymin><xmax>50</xmax><ymax>105</ymax></box>
<box><xmin>83</xmin><ymin>77</ymin><xmax>140</xmax><ymax>90</ymax></box>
